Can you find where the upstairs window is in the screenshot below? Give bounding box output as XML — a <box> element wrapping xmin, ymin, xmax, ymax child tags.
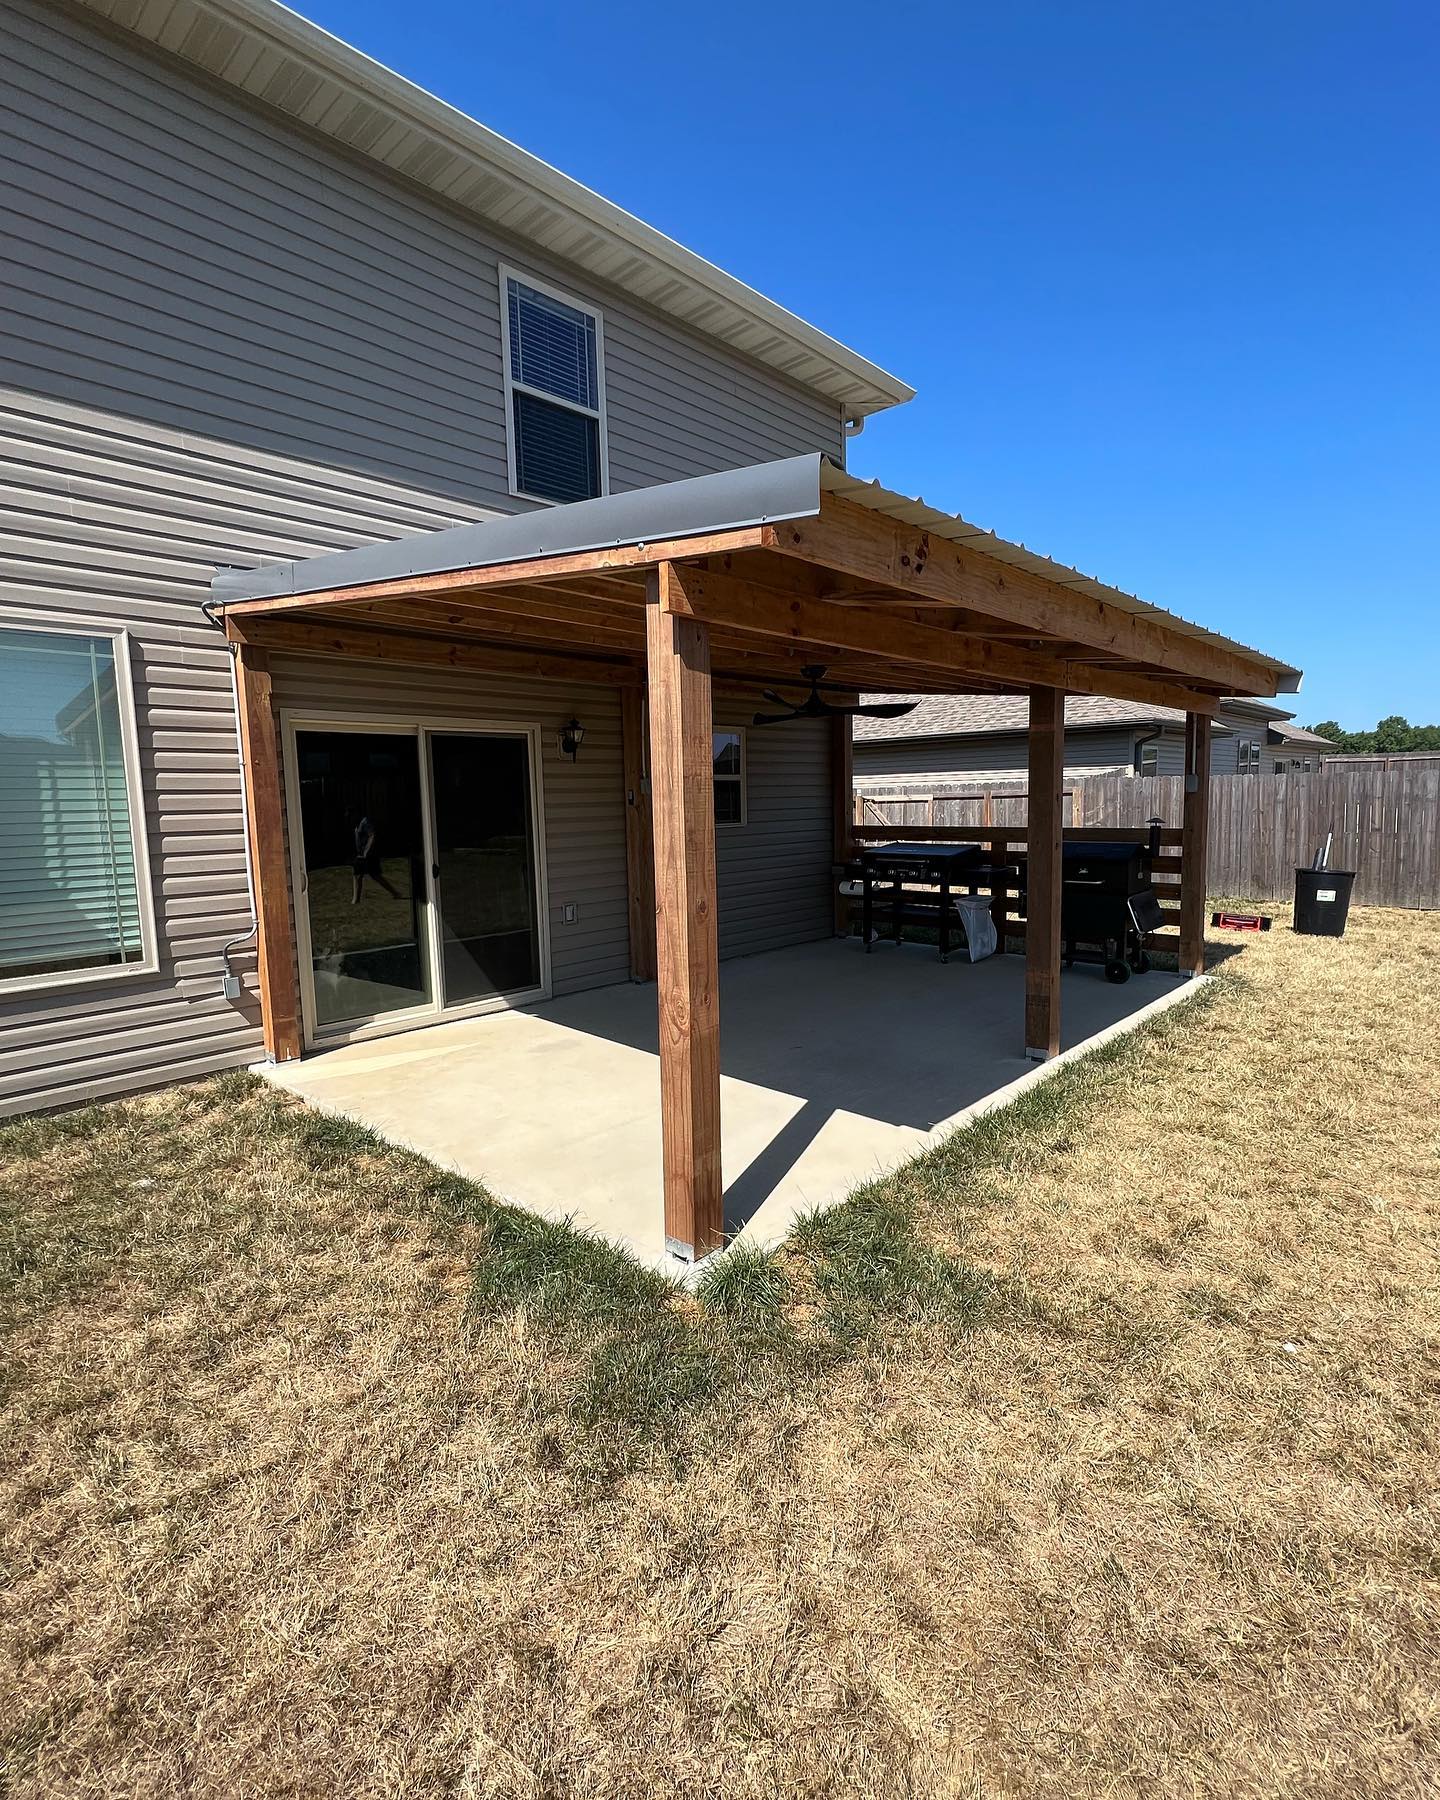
<box><xmin>501</xmin><ymin>270</ymin><xmax>608</xmax><ymax>505</ymax></box>
<box><xmin>1237</xmin><ymin>738</ymin><xmax>1261</xmax><ymax>774</ymax></box>
<box><xmin>0</xmin><ymin>621</ymin><xmax>156</xmax><ymax>991</ymax></box>
<box><xmin>713</xmin><ymin>730</ymin><xmax>746</xmax><ymax>825</ymax></box>
<box><xmin>1138</xmin><ymin>741</ymin><xmax>1159</xmax><ymax>777</ymax></box>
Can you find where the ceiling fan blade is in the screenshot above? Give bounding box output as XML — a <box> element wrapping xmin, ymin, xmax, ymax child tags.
<box><xmin>752</xmin><ymin>709</ymin><xmax>799</xmax><ymax>726</ymax></box>
<box><xmin>760</xmin><ymin>689</ymin><xmax>790</xmax><ymax>707</ymax></box>
<box><xmin>847</xmin><ymin>700</ymin><xmax>920</xmax><ymax>719</ymax></box>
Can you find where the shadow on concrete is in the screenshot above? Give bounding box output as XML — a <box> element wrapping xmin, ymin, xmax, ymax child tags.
<box><xmin>529</xmin><ymin>937</ymin><xmax>1196</xmax><ymax>1239</ymax></box>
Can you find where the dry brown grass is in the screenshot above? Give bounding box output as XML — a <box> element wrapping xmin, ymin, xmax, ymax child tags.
<box><xmin>4</xmin><ymin>906</ymin><xmax>1439</xmax><ymax>1798</ymax></box>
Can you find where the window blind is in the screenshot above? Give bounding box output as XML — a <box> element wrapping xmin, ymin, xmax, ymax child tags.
<box><xmin>506</xmin><ymin>276</ymin><xmax>604</xmax><ymax>504</ymax></box>
<box><xmin>511</xmin><ymin>390</ymin><xmax>601</xmax><ymax>506</ymax></box>
<box><xmin>0</xmin><ymin>629</ymin><xmax>147</xmax><ymax>981</ymax></box>
<box><xmin>508</xmin><ymin>280</ymin><xmax>598</xmax><ymax>409</ymax></box>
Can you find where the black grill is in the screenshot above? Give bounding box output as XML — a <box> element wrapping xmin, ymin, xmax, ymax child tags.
<box><xmin>1056</xmin><ymin>840</ymin><xmax>1163</xmax><ymax>982</ymax></box>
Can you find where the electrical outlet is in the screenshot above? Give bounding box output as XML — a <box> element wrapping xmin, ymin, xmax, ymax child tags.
<box><xmin>561</xmin><ymin>903</ymin><xmax>578</xmax><ymax>924</ymax></box>
<box><xmin>221</xmin><ymin>971</ymin><xmax>241</xmax><ymax>1000</ymax></box>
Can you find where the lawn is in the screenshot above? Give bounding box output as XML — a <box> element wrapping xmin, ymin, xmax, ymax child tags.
<box><xmin>3</xmin><ymin>908</ymin><xmax>1438</xmax><ymax>1798</ymax></box>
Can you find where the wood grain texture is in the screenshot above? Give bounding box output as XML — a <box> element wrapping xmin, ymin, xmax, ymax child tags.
<box><xmin>621</xmin><ymin>686</ymin><xmax>657</xmax><ymax>982</ymax></box>
<box><xmin>769</xmin><ymin>493</ymin><xmax>1284</xmax><ymax>698</ymax></box>
<box><xmin>647</xmin><ymin>569</ymin><xmax>723</xmax><ymax>1259</ymax></box>
<box><xmin>1025</xmin><ymin>686</ymin><xmax>1065</xmax><ymax>1059</ymax></box>
<box><xmin>232</xmin><ymin>616</ymin><xmax>641</xmax><ymax>687</ymax></box>
<box><xmin>665</xmin><ymin>561</ymin><xmax>1223</xmax><ymax>716</ymax></box>
<box><xmin>229</xmin><ymin>638</ymin><xmax>301</xmax><ymax>1063</ymax></box>
<box><xmin>1180</xmin><ymin>712</ymin><xmax>1213</xmax><ymax>976</ymax></box>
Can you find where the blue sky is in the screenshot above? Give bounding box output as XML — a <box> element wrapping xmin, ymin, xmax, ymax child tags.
<box><xmin>299</xmin><ymin>0</ymin><xmax>1438</xmax><ymax>728</ymax></box>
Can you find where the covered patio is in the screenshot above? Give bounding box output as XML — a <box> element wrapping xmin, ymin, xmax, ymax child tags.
<box><xmin>213</xmin><ymin>453</ymin><xmax>1299</xmax><ymax>1264</ymax></box>
<box><xmin>262</xmin><ymin>937</ymin><xmax>1196</xmax><ymax>1269</ymax></box>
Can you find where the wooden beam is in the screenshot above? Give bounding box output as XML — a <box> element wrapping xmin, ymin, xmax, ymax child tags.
<box><xmin>230</xmin><ymin>615</ymin><xmax>642</xmax><ymax>687</ymax></box>
<box><xmin>646</xmin><ymin>566</ymin><xmax>723</xmax><ymax>1261</ymax></box>
<box><xmin>665</xmin><ymin>560</ymin><xmax>1222</xmax><ymax>715</ymax></box>
<box><xmin>621</xmin><ymin>686</ymin><xmax>656</xmax><ymax>982</ymax></box>
<box><xmin>1024</xmin><ymin>685</ymin><xmax>1065</xmax><ymax>1061</ymax></box>
<box><xmin>326</xmin><ymin>598</ymin><xmax>640</xmax><ymax>653</ymax></box>
<box><xmin>767</xmin><ymin>493</ymin><xmax>1283</xmax><ymax>697</ymax></box>
<box><xmin>831</xmin><ymin>710</ymin><xmax>854</xmax><ymax>934</ymax></box>
<box><xmin>215</xmin><ymin>528</ymin><xmax>768</xmax><ymax>621</ymax></box>
<box><xmin>1179</xmin><ymin>712</ymin><xmax>1213</xmax><ymax>977</ymax></box>
<box><xmin>228</xmin><ymin>636</ymin><xmax>301</xmax><ymax>1064</ymax></box>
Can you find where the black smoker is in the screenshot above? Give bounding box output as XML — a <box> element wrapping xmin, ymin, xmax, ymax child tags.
<box><xmin>1055</xmin><ymin>831</ymin><xmax>1165</xmax><ymax>983</ymax></box>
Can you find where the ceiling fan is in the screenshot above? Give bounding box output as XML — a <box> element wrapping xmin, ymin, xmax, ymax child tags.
<box><xmin>752</xmin><ymin>666</ymin><xmax>918</xmax><ymax>726</ymax></box>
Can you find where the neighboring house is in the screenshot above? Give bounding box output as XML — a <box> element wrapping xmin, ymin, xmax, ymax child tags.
<box><xmin>0</xmin><ymin>0</ymin><xmax>909</xmax><ymax>1118</ymax></box>
<box><xmin>853</xmin><ymin>695</ymin><xmax>1335</xmax><ymax>791</ymax></box>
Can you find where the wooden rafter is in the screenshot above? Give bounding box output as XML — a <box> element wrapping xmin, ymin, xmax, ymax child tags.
<box><xmin>763</xmin><ymin>493</ymin><xmax>1281</xmax><ymax>698</ymax></box>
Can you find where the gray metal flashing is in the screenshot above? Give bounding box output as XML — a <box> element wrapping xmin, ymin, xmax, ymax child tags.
<box><xmin>211</xmin><ymin>455</ymin><xmax>828</xmax><ymax>603</ymax></box>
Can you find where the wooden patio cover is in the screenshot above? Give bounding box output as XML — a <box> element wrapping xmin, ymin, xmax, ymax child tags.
<box><xmin>213</xmin><ymin>455</ymin><xmax>1300</xmax><ymax>1262</ymax></box>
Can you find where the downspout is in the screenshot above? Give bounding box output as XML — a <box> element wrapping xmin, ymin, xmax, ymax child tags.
<box><xmin>1133</xmin><ymin>727</ymin><xmax>1162</xmax><ymax>775</ymax></box>
<box><xmin>201</xmin><ymin>597</ymin><xmax>259</xmax><ymax>1000</ymax></box>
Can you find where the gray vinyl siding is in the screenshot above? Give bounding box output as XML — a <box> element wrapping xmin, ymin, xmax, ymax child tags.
<box><xmin>0</xmin><ymin>0</ymin><xmax>845</xmax><ymax>1115</ymax></box>
<box><xmin>0</xmin><ymin>0</ymin><xmax>842</xmax><ymax>508</ymax></box>
<box><xmin>714</xmin><ymin>708</ymin><xmax>833</xmax><ymax>960</ymax></box>
<box><xmin>854</xmin><ymin>727</ymin><xmax>1138</xmax><ymax>788</ymax></box>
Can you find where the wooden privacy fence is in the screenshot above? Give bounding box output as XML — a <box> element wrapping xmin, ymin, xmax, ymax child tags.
<box><xmin>846</xmin><ymin>822</ymin><xmax>1187</xmax><ymax>949</ymax></box>
<box><xmin>855</xmin><ymin>763</ymin><xmax>1440</xmax><ymax>909</ymax></box>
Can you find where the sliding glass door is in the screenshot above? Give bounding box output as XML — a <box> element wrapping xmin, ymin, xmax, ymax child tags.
<box><xmin>293</xmin><ymin>729</ymin><xmax>432</xmax><ymax>1031</ymax></box>
<box><xmin>290</xmin><ymin>720</ymin><xmax>546</xmax><ymax>1041</ymax></box>
<box><xmin>429</xmin><ymin>732</ymin><xmax>542</xmax><ymax>1006</ymax></box>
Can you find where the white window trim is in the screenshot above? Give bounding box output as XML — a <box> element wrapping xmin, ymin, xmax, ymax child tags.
<box><xmin>0</xmin><ymin>617</ymin><xmax>159</xmax><ymax>995</ymax></box>
<box><xmin>499</xmin><ymin>264</ymin><xmax>610</xmax><ymax>507</ymax></box>
<box><xmin>713</xmin><ymin>727</ymin><xmax>747</xmax><ymax>828</ymax></box>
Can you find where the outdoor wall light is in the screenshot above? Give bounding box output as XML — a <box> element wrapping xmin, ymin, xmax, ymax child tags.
<box><xmin>559</xmin><ymin>717</ymin><xmax>585</xmax><ymax>761</ymax></box>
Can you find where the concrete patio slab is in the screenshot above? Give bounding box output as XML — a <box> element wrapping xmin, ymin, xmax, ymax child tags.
<box><xmin>261</xmin><ymin>939</ymin><xmax>1200</xmax><ymax>1271</ymax></box>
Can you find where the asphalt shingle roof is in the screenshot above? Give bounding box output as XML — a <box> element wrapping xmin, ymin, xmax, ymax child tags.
<box><xmin>853</xmin><ymin>694</ymin><xmax>1187</xmax><ymax>742</ymax></box>
<box><xmin>854</xmin><ymin>693</ymin><xmax>1298</xmax><ymax>744</ymax></box>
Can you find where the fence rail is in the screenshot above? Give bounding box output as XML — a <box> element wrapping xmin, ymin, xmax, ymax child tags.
<box><xmin>846</xmin><ymin>820</ymin><xmax>1187</xmax><ymax>948</ymax></box>
<box><xmin>853</xmin><ymin>764</ymin><xmax>1440</xmax><ymax>909</ymax></box>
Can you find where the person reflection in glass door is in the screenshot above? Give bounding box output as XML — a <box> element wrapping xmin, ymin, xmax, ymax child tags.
<box><xmin>350</xmin><ymin>811</ymin><xmax>400</xmax><ymax>905</ymax></box>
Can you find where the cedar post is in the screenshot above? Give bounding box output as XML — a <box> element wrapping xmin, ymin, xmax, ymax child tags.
<box><xmin>1024</xmin><ymin>685</ymin><xmax>1065</xmax><ymax>1060</ymax></box>
<box><xmin>646</xmin><ymin>566</ymin><xmax>723</xmax><ymax>1261</ymax></box>
<box><xmin>1179</xmin><ymin>711</ymin><xmax>1212</xmax><ymax>977</ymax></box>
<box><xmin>831</xmin><ymin>711</ymin><xmax>853</xmax><ymax>935</ymax></box>
<box><xmin>620</xmin><ymin>686</ymin><xmax>656</xmax><ymax>981</ymax></box>
<box><xmin>228</xmin><ymin>634</ymin><xmax>301</xmax><ymax>1062</ymax></box>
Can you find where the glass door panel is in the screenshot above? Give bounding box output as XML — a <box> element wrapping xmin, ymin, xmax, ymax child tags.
<box><xmin>294</xmin><ymin>729</ymin><xmax>431</xmax><ymax>1030</ymax></box>
<box><xmin>428</xmin><ymin>732</ymin><xmax>541</xmax><ymax>1006</ymax></box>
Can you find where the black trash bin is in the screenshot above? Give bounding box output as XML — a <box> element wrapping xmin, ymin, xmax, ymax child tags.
<box><xmin>1293</xmin><ymin>867</ymin><xmax>1356</xmax><ymax>937</ymax></box>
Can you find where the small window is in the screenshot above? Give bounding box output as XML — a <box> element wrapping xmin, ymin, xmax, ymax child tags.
<box><xmin>0</xmin><ymin>622</ymin><xmax>156</xmax><ymax>990</ymax></box>
<box><xmin>501</xmin><ymin>268</ymin><xmax>607</xmax><ymax>505</ymax></box>
<box><xmin>713</xmin><ymin>730</ymin><xmax>745</xmax><ymax>825</ymax></box>
<box><xmin>1237</xmin><ymin>738</ymin><xmax>1260</xmax><ymax>774</ymax></box>
<box><xmin>1138</xmin><ymin>741</ymin><xmax>1159</xmax><ymax>776</ymax></box>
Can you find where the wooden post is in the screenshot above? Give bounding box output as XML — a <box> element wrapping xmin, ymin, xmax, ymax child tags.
<box><xmin>620</xmin><ymin>686</ymin><xmax>656</xmax><ymax>981</ymax></box>
<box><xmin>646</xmin><ymin>567</ymin><xmax>723</xmax><ymax>1262</ymax></box>
<box><xmin>229</xmin><ymin>635</ymin><xmax>301</xmax><ymax>1062</ymax></box>
<box><xmin>831</xmin><ymin>711</ymin><xmax>853</xmax><ymax>935</ymax></box>
<box><xmin>1179</xmin><ymin>711</ymin><xmax>1212</xmax><ymax>977</ymax></box>
<box><xmin>1024</xmin><ymin>685</ymin><xmax>1065</xmax><ymax>1060</ymax></box>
